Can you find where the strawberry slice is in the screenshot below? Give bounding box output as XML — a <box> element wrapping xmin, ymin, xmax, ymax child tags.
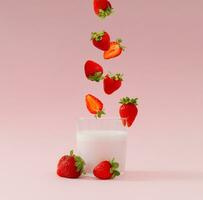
<box><xmin>119</xmin><ymin>97</ymin><xmax>138</xmax><ymax>127</ymax></box>
<box><xmin>85</xmin><ymin>94</ymin><xmax>105</xmax><ymax>118</ymax></box>
<box><xmin>103</xmin><ymin>39</ymin><xmax>125</xmax><ymax>59</ymax></box>
<box><xmin>91</xmin><ymin>31</ymin><xmax>110</xmax><ymax>51</ymax></box>
<box><xmin>93</xmin><ymin>0</ymin><xmax>113</xmax><ymax>19</ymax></box>
<box><xmin>103</xmin><ymin>73</ymin><xmax>123</xmax><ymax>95</ymax></box>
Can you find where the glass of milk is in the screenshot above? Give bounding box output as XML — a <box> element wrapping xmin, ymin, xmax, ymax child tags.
<box><xmin>76</xmin><ymin>118</ymin><xmax>127</xmax><ymax>175</ymax></box>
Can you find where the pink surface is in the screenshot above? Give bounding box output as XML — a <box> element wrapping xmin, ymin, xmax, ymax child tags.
<box><xmin>0</xmin><ymin>0</ymin><xmax>203</xmax><ymax>199</ymax></box>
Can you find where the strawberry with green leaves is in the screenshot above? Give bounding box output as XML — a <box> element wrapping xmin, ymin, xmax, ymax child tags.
<box><xmin>91</xmin><ymin>31</ymin><xmax>110</xmax><ymax>51</ymax></box>
<box><xmin>84</xmin><ymin>60</ymin><xmax>103</xmax><ymax>82</ymax></box>
<box><xmin>119</xmin><ymin>97</ymin><xmax>138</xmax><ymax>127</ymax></box>
<box><xmin>93</xmin><ymin>0</ymin><xmax>113</xmax><ymax>19</ymax></box>
<box><xmin>104</xmin><ymin>39</ymin><xmax>125</xmax><ymax>59</ymax></box>
<box><xmin>103</xmin><ymin>73</ymin><xmax>123</xmax><ymax>95</ymax></box>
<box><xmin>85</xmin><ymin>94</ymin><xmax>105</xmax><ymax>118</ymax></box>
<box><xmin>93</xmin><ymin>158</ymin><xmax>120</xmax><ymax>179</ymax></box>
<box><xmin>57</xmin><ymin>150</ymin><xmax>85</xmax><ymax>179</ymax></box>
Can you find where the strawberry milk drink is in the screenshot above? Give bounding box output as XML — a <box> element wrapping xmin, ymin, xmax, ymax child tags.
<box><xmin>76</xmin><ymin>118</ymin><xmax>127</xmax><ymax>174</ymax></box>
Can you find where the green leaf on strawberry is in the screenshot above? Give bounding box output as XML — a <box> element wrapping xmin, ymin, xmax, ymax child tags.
<box><xmin>108</xmin><ymin>73</ymin><xmax>123</xmax><ymax>81</ymax></box>
<box><xmin>71</xmin><ymin>150</ymin><xmax>86</xmax><ymax>174</ymax></box>
<box><xmin>98</xmin><ymin>6</ymin><xmax>113</xmax><ymax>19</ymax></box>
<box><xmin>109</xmin><ymin>158</ymin><xmax>120</xmax><ymax>178</ymax></box>
<box><xmin>91</xmin><ymin>31</ymin><xmax>105</xmax><ymax>41</ymax></box>
<box><xmin>119</xmin><ymin>97</ymin><xmax>138</xmax><ymax>105</ymax></box>
<box><xmin>88</xmin><ymin>72</ymin><xmax>104</xmax><ymax>82</ymax></box>
<box><xmin>115</xmin><ymin>38</ymin><xmax>126</xmax><ymax>51</ymax></box>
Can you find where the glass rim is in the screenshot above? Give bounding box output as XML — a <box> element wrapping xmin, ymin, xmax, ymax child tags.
<box><xmin>77</xmin><ymin>117</ymin><xmax>126</xmax><ymax>121</ymax></box>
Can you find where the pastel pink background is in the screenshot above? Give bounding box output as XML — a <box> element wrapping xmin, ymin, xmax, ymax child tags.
<box><xmin>0</xmin><ymin>0</ymin><xmax>203</xmax><ymax>199</ymax></box>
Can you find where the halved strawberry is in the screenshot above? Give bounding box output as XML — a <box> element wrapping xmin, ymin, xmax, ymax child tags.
<box><xmin>103</xmin><ymin>39</ymin><xmax>125</xmax><ymax>59</ymax></box>
<box><xmin>85</xmin><ymin>94</ymin><xmax>105</xmax><ymax>118</ymax></box>
<box><xmin>84</xmin><ymin>60</ymin><xmax>103</xmax><ymax>82</ymax></box>
<box><xmin>93</xmin><ymin>158</ymin><xmax>120</xmax><ymax>180</ymax></box>
<box><xmin>103</xmin><ymin>73</ymin><xmax>123</xmax><ymax>95</ymax></box>
<box><xmin>93</xmin><ymin>0</ymin><xmax>113</xmax><ymax>19</ymax></box>
<box><xmin>119</xmin><ymin>97</ymin><xmax>138</xmax><ymax>127</ymax></box>
<box><xmin>91</xmin><ymin>31</ymin><xmax>110</xmax><ymax>51</ymax></box>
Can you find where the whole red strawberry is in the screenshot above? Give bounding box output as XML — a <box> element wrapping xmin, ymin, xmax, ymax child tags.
<box><xmin>91</xmin><ymin>31</ymin><xmax>110</xmax><ymax>51</ymax></box>
<box><xmin>103</xmin><ymin>73</ymin><xmax>123</xmax><ymax>95</ymax></box>
<box><xmin>119</xmin><ymin>97</ymin><xmax>138</xmax><ymax>127</ymax></box>
<box><xmin>93</xmin><ymin>158</ymin><xmax>120</xmax><ymax>180</ymax></box>
<box><xmin>84</xmin><ymin>60</ymin><xmax>103</xmax><ymax>82</ymax></box>
<box><xmin>57</xmin><ymin>150</ymin><xmax>85</xmax><ymax>178</ymax></box>
<box><xmin>93</xmin><ymin>0</ymin><xmax>113</xmax><ymax>19</ymax></box>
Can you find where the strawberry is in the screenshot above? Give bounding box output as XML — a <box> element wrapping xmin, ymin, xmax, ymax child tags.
<box><xmin>91</xmin><ymin>31</ymin><xmax>110</xmax><ymax>51</ymax></box>
<box><xmin>103</xmin><ymin>73</ymin><xmax>123</xmax><ymax>95</ymax></box>
<box><xmin>57</xmin><ymin>150</ymin><xmax>85</xmax><ymax>179</ymax></box>
<box><xmin>84</xmin><ymin>60</ymin><xmax>103</xmax><ymax>82</ymax></box>
<box><xmin>93</xmin><ymin>0</ymin><xmax>113</xmax><ymax>19</ymax></box>
<box><xmin>103</xmin><ymin>39</ymin><xmax>125</xmax><ymax>59</ymax></box>
<box><xmin>93</xmin><ymin>158</ymin><xmax>120</xmax><ymax>179</ymax></box>
<box><xmin>85</xmin><ymin>94</ymin><xmax>105</xmax><ymax>118</ymax></box>
<box><xmin>119</xmin><ymin>97</ymin><xmax>138</xmax><ymax>127</ymax></box>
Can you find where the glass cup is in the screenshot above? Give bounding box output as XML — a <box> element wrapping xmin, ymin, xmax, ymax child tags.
<box><xmin>76</xmin><ymin>118</ymin><xmax>128</xmax><ymax>174</ymax></box>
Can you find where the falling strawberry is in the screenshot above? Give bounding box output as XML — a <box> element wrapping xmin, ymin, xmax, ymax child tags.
<box><xmin>91</xmin><ymin>31</ymin><xmax>110</xmax><ymax>51</ymax></box>
<box><xmin>119</xmin><ymin>97</ymin><xmax>138</xmax><ymax>127</ymax></box>
<box><xmin>57</xmin><ymin>150</ymin><xmax>85</xmax><ymax>179</ymax></box>
<box><xmin>103</xmin><ymin>73</ymin><xmax>123</xmax><ymax>95</ymax></box>
<box><xmin>104</xmin><ymin>39</ymin><xmax>125</xmax><ymax>59</ymax></box>
<box><xmin>85</xmin><ymin>94</ymin><xmax>105</xmax><ymax>118</ymax></box>
<box><xmin>93</xmin><ymin>158</ymin><xmax>120</xmax><ymax>179</ymax></box>
<box><xmin>93</xmin><ymin>0</ymin><xmax>113</xmax><ymax>19</ymax></box>
<box><xmin>84</xmin><ymin>60</ymin><xmax>103</xmax><ymax>82</ymax></box>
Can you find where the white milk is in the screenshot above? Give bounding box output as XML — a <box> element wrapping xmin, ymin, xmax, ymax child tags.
<box><xmin>76</xmin><ymin>130</ymin><xmax>127</xmax><ymax>173</ymax></box>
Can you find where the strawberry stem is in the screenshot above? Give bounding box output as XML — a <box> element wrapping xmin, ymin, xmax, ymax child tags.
<box><xmin>116</xmin><ymin>38</ymin><xmax>126</xmax><ymax>51</ymax></box>
<box><xmin>70</xmin><ymin>150</ymin><xmax>74</xmax><ymax>156</ymax></box>
<box><xmin>108</xmin><ymin>72</ymin><xmax>123</xmax><ymax>81</ymax></box>
<box><xmin>91</xmin><ymin>31</ymin><xmax>105</xmax><ymax>41</ymax></box>
<box><xmin>88</xmin><ymin>72</ymin><xmax>104</xmax><ymax>82</ymax></box>
<box><xmin>95</xmin><ymin>110</ymin><xmax>105</xmax><ymax>118</ymax></box>
<box><xmin>74</xmin><ymin>154</ymin><xmax>86</xmax><ymax>174</ymax></box>
<box><xmin>98</xmin><ymin>6</ymin><xmax>113</xmax><ymax>19</ymax></box>
<box><xmin>110</xmin><ymin>158</ymin><xmax>120</xmax><ymax>179</ymax></box>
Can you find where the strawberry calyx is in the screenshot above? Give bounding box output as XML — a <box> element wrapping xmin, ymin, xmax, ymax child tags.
<box><xmin>116</xmin><ymin>38</ymin><xmax>126</xmax><ymax>51</ymax></box>
<box><xmin>88</xmin><ymin>72</ymin><xmax>104</xmax><ymax>82</ymax></box>
<box><xmin>108</xmin><ymin>73</ymin><xmax>123</xmax><ymax>81</ymax></box>
<box><xmin>119</xmin><ymin>97</ymin><xmax>138</xmax><ymax>105</ymax></box>
<box><xmin>98</xmin><ymin>6</ymin><xmax>113</xmax><ymax>19</ymax></box>
<box><xmin>69</xmin><ymin>150</ymin><xmax>86</xmax><ymax>175</ymax></box>
<box><xmin>91</xmin><ymin>31</ymin><xmax>105</xmax><ymax>41</ymax></box>
<box><xmin>95</xmin><ymin>110</ymin><xmax>105</xmax><ymax>118</ymax></box>
<box><xmin>109</xmin><ymin>158</ymin><xmax>120</xmax><ymax>179</ymax></box>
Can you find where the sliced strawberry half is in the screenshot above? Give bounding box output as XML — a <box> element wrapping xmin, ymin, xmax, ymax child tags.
<box><xmin>85</xmin><ymin>94</ymin><xmax>105</xmax><ymax>118</ymax></box>
<box><xmin>104</xmin><ymin>39</ymin><xmax>126</xmax><ymax>59</ymax></box>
